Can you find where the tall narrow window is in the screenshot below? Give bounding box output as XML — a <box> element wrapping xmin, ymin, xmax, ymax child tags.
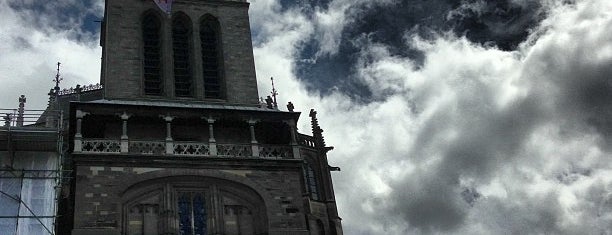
<box><xmin>200</xmin><ymin>17</ymin><xmax>223</xmax><ymax>99</ymax></box>
<box><xmin>303</xmin><ymin>160</ymin><xmax>320</xmax><ymax>200</ymax></box>
<box><xmin>178</xmin><ymin>192</ymin><xmax>207</xmax><ymax>235</ymax></box>
<box><xmin>173</xmin><ymin>14</ymin><xmax>193</xmax><ymax>97</ymax></box>
<box><xmin>142</xmin><ymin>13</ymin><xmax>163</xmax><ymax>96</ymax></box>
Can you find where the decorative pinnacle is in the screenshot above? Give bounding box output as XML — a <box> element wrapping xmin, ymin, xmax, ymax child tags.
<box><xmin>53</xmin><ymin>62</ymin><xmax>63</xmax><ymax>91</ymax></box>
<box><xmin>270</xmin><ymin>77</ymin><xmax>278</xmax><ymax>109</ymax></box>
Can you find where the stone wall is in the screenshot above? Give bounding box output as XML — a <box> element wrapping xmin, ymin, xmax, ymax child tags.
<box><xmin>102</xmin><ymin>0</ymin><xmax>259</xmax><ymax>105</ymax></box>
<box><xmin>72</xmin><ymin>160</ymin><xmax>309</xmax><ymax>235</ymax></box>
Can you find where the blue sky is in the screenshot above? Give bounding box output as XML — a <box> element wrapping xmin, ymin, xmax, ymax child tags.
<box><xmin>2</xmin><ymin>0</ymin><xmax>612</xmax><ymax>234</ymax></box>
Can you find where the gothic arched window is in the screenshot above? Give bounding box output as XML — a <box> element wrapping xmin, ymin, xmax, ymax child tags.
<box><xmin>142</xmin><ymin>12</ymin><xmax>163</xmax><ymax>96</ymax></box>
<box><xmin>172</xmin><ymin>13</ymin><xmax>193</xmax><ymax>97</ymax></box>
<box><xmin>200</xmin><ymin>16</ymin><xmax>223</xmax><ymax>99</ymax></box>
<box><xmin>303</xmin><ymin>160</ymin><xmax>320</xmax><ymax>200</ymax></box>
<box><xmin>122</xmin><ymin>177</ymin><xmax>267</xmax><ymax>235</ymax></box>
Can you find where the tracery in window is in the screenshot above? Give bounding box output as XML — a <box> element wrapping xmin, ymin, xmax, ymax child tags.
<box><xmin>173</xmin><ymin>13</ymin><xmax>193</xmax><ymax>97</ymax></box>
<box><xmin>122</xmin><ymin>178</ymin><xmax>266</xmax><ymax>235</ymax></box>
<box><xmin>200</xmin><ymin>16</ymin><xmax>223</xmax><ymax>99</ymax></box>
<box><xmin>178</xmin><ymin>191</ymin><xmax>207</xmax><ymax>235</ymax></box>
<box><xmin>142</xmin><ymin>12</ymin><xmax>163</xmax><ymax>96</ymax></box>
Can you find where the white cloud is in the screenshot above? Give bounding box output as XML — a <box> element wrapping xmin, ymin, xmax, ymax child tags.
<box><xmin>2</xmin><ymin>0</ymin><xmax>612</xmax><ymax>234</ymax></box>
<box><xmin>0</xmin><ymin>0</ymin><xmax>101</xmax><ymax>110</ymax></box>
<box><xmin>251</xmin><ymin>0</ymin><xmax>612</xmax><ymax>234</ymax></box>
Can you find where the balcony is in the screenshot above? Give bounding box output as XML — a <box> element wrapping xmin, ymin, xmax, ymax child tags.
<box><xmin>76</xmin><ymin>138</ymin><xmax>295</xmax><ymax>159</ymax></box>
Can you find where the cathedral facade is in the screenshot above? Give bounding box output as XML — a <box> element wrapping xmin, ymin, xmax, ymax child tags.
<box><xmin>54</xmin><ymin>0</ymin><xmax>343</xmax><ymax>235</ymax></box>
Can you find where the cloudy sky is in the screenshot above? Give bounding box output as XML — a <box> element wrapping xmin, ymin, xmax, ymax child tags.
<box><xmin>2</xmin><ymin>0</ymin><xmax>612</xmax><ymax>234</ymax></box>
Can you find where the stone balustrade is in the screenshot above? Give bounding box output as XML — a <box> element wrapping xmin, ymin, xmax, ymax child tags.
<box><xmin>77</xmin><ymin>139</ymin><xmax>295</xmax><ymax>159</ymax></box>
<box><xmin>259</xmin><ymin>145</ymin><xmax>293</xmax><ymax>159</ymax></box>
<box><xmin>81</xmin><ymin>139</ymin><xmax>121</xmax><ymax>153</ymax></box>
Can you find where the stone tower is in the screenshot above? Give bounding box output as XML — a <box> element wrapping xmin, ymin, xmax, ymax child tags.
<box><xmin>60</xmin><ymin>0</ymin><xmax>343</xmax><ymax>234</ymax></box>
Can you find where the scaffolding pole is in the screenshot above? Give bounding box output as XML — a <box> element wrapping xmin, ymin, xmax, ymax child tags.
<box><xmin>0</xmin><ymin>108</ymin><xmax>68</xmax><ymax>235</ymax></box>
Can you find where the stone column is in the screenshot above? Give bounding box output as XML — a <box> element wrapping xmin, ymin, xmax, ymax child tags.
<box><xmin>193</xmin><ymin>19</ymin><xmax>204</xmax><ymax>99</ymax></box>
<box><xmin>163</xmin><ymin>115</ymin><xmax>174</xmax><ymax>154</ymax></box>
<box><xmin>162</xmin><ymin>16</ymin><xmax>174</xmax><ymax>98</ymax></box>
<box><xmin>74</xmin><ymin>110</ymin><xmax>89</xmax><ymax>152</ymax></box>
<box><xmin>119</xmin><ymin>112</ymin><xmax>131</xmax><ymax>153</ymax></box>
<box><xmin>285</xmin><ymin>119</ymin><xmax>301</xmax><ymax>159</ymax></box>
<box><xmin>247</xmin><ymin>119</ymin><xmax>259</xmax><ymax>157</ymax></box>
<box><xmin>206</xmin><ymin>117</ymin><xmax>217</xmax><ymax>155</ymax></box>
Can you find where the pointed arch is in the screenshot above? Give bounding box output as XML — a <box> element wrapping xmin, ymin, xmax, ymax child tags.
<box><xmin>200</xmin><ymin>14</ymin><xmax>224</xmax><ymax>99</ymax></box>
<box><xmin>121</xmin><ymin>176</ymin><xmax>268</xmax><ymax>234</ymax></box>
<box><xmin>172</xmin><ymin>12</ymin><xmax>194</xmax><ymax>97</ymax></box>
<box><xmin>142</xmin><ymin>10</ymin><xmax>163</xmax><ymax>96</ymax></box>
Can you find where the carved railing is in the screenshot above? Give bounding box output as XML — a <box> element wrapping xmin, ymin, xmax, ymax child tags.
<box><xmin>57</xmin><ymin>83</ymin><xmax>103</xmax><ymax>96</ymax></box>
<box><xmin>259</xmin><ymin>145</ymin><xmax>293</xmax><ymax>159</ymax></box>
<box><xmin>82</xmin><ymin>139</ymin><xmax>121</xmax><ymax>153</ymax></box>
<box><xmin>217</xmin><ymin>144</ymin><xmax>252</xmax><ymax>157</ymax></box>
<box><xmin>298</xmin><ymin>134</ymin><xmax>316</xmax><ymax>148</ymax></box>
<box><xmin>80</xmin><ymin>139</ymin><xmax>296</xmax><ymax>159</ymax></box>
<box><xmin>173</xmin><ymin>141</ymin><xmax>210</xmax><ymax>156</ymax></box>
<box><xmin>129</xmin><ymin>140</ymin><xmax>165</xmax><ymax>155</ymax></box>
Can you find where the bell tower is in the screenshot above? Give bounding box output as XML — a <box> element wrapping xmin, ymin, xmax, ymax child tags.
<box><xmin>60</xmin><ymin>1</ymin><xmax>343</xmax><ymax>235</ymax></box>
<box><xmin>100</xmin><ymin>0</ymin><xmax>259</xmax><ymax>104</ymax></box>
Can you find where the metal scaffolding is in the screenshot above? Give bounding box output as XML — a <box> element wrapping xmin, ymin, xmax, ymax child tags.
<box><xmin>0</xmin><ymin>107</ymin><xmax>68</xmax><ymax>235</ymax></box>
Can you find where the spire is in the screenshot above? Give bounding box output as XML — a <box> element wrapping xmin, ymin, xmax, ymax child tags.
<box><xmin>53</xmin><ymin>62</ymin><xmax>63</xmax><ymax>92</ymax></box>
<box><xmin>309</xmin><ymin>109</ymin><xmax>325</xmax><ymax>147</ymax></box>
<box><xmin>270</xmin><ymin>77</ymin><xmax>278</xmax><ymax>109</ymax></box>
<box><xmin>16</xmin><ymin>95</ymin><xmax>26</xmax><ymax>127</ymax></box>
<box><xmin>310</xmin><ymin>109</ymin><xmax>334</xmax><ymax>153</ymax></box>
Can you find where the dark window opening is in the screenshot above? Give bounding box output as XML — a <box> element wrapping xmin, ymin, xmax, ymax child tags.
<box><xmin>142</xmin><ymin>13</ymin><xmax>163</xmax><ymax>96</ymax></box>
<box><xmin>178</xmin><ymin>191</ymin><xmax>207</xmax><ymax>235</ymax></box>
<box><xmin>173</xmin><ymin>14</ymin><xmax>193</xmax><ymax>97</ymax></box>
<box><xmin>303</xmin><ymin>160</ymin><xmax>320</xmax><ymax>200</ymax></box>
<box><xmin>200</xmin><ymin>17</ymin><xmax>222</xmax><ymax>99</ymax></box>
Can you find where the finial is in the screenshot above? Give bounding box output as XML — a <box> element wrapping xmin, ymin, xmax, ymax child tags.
<box><xmin>265</xmin><ymin>96</ymin><xmax>274</xmax><ymax>109</ymax></box>
<box><xmin>53</xmin><ymin>62</ymin><xmax>63</xmax><ymax>92</ymax></box>
<box><xmin>309</xmin><ymin>109</ymin><xmax>326</xmax><ymax>147</ymax></box>
<box><xmin>287</xmin><ymin>102</ymin><xmax>294</xmax><ymax>112</ymax></box>
<box><xmin>270</xmin><ymin>77</ymin><xmax>278</xmax><ymax>109</ymax></box>
<box><xmin>4</xmin><ymin>113</ymin><xmax>11</xmax><ymax>127</ymax></box>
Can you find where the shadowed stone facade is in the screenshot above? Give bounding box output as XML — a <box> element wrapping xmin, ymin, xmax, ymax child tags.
<box><xmin>56</xmin><ymin>1</ymin><xmax>343</xmax><ymax>235</ymax></box>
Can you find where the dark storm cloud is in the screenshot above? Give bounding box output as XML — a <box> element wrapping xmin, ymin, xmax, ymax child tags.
<box><xmin>283</xmin><ymin>0</ymin><xmax>544</xmax><ymax>101</ymax></box>
<box><xmin>474</xmin><ymin>192</ymin><xmax>564</xmax><ymax>234</ymax></box>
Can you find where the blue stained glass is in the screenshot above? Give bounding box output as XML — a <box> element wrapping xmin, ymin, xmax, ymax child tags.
<box><xmin>178</xmin><ymin>193</ymin><xmax>193</xmax><ymax>235</ymax></box>
<box><xmin>193</xmin><ymin>193</ymin><xmax>207</xmax><ymax>235</ymax></box>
